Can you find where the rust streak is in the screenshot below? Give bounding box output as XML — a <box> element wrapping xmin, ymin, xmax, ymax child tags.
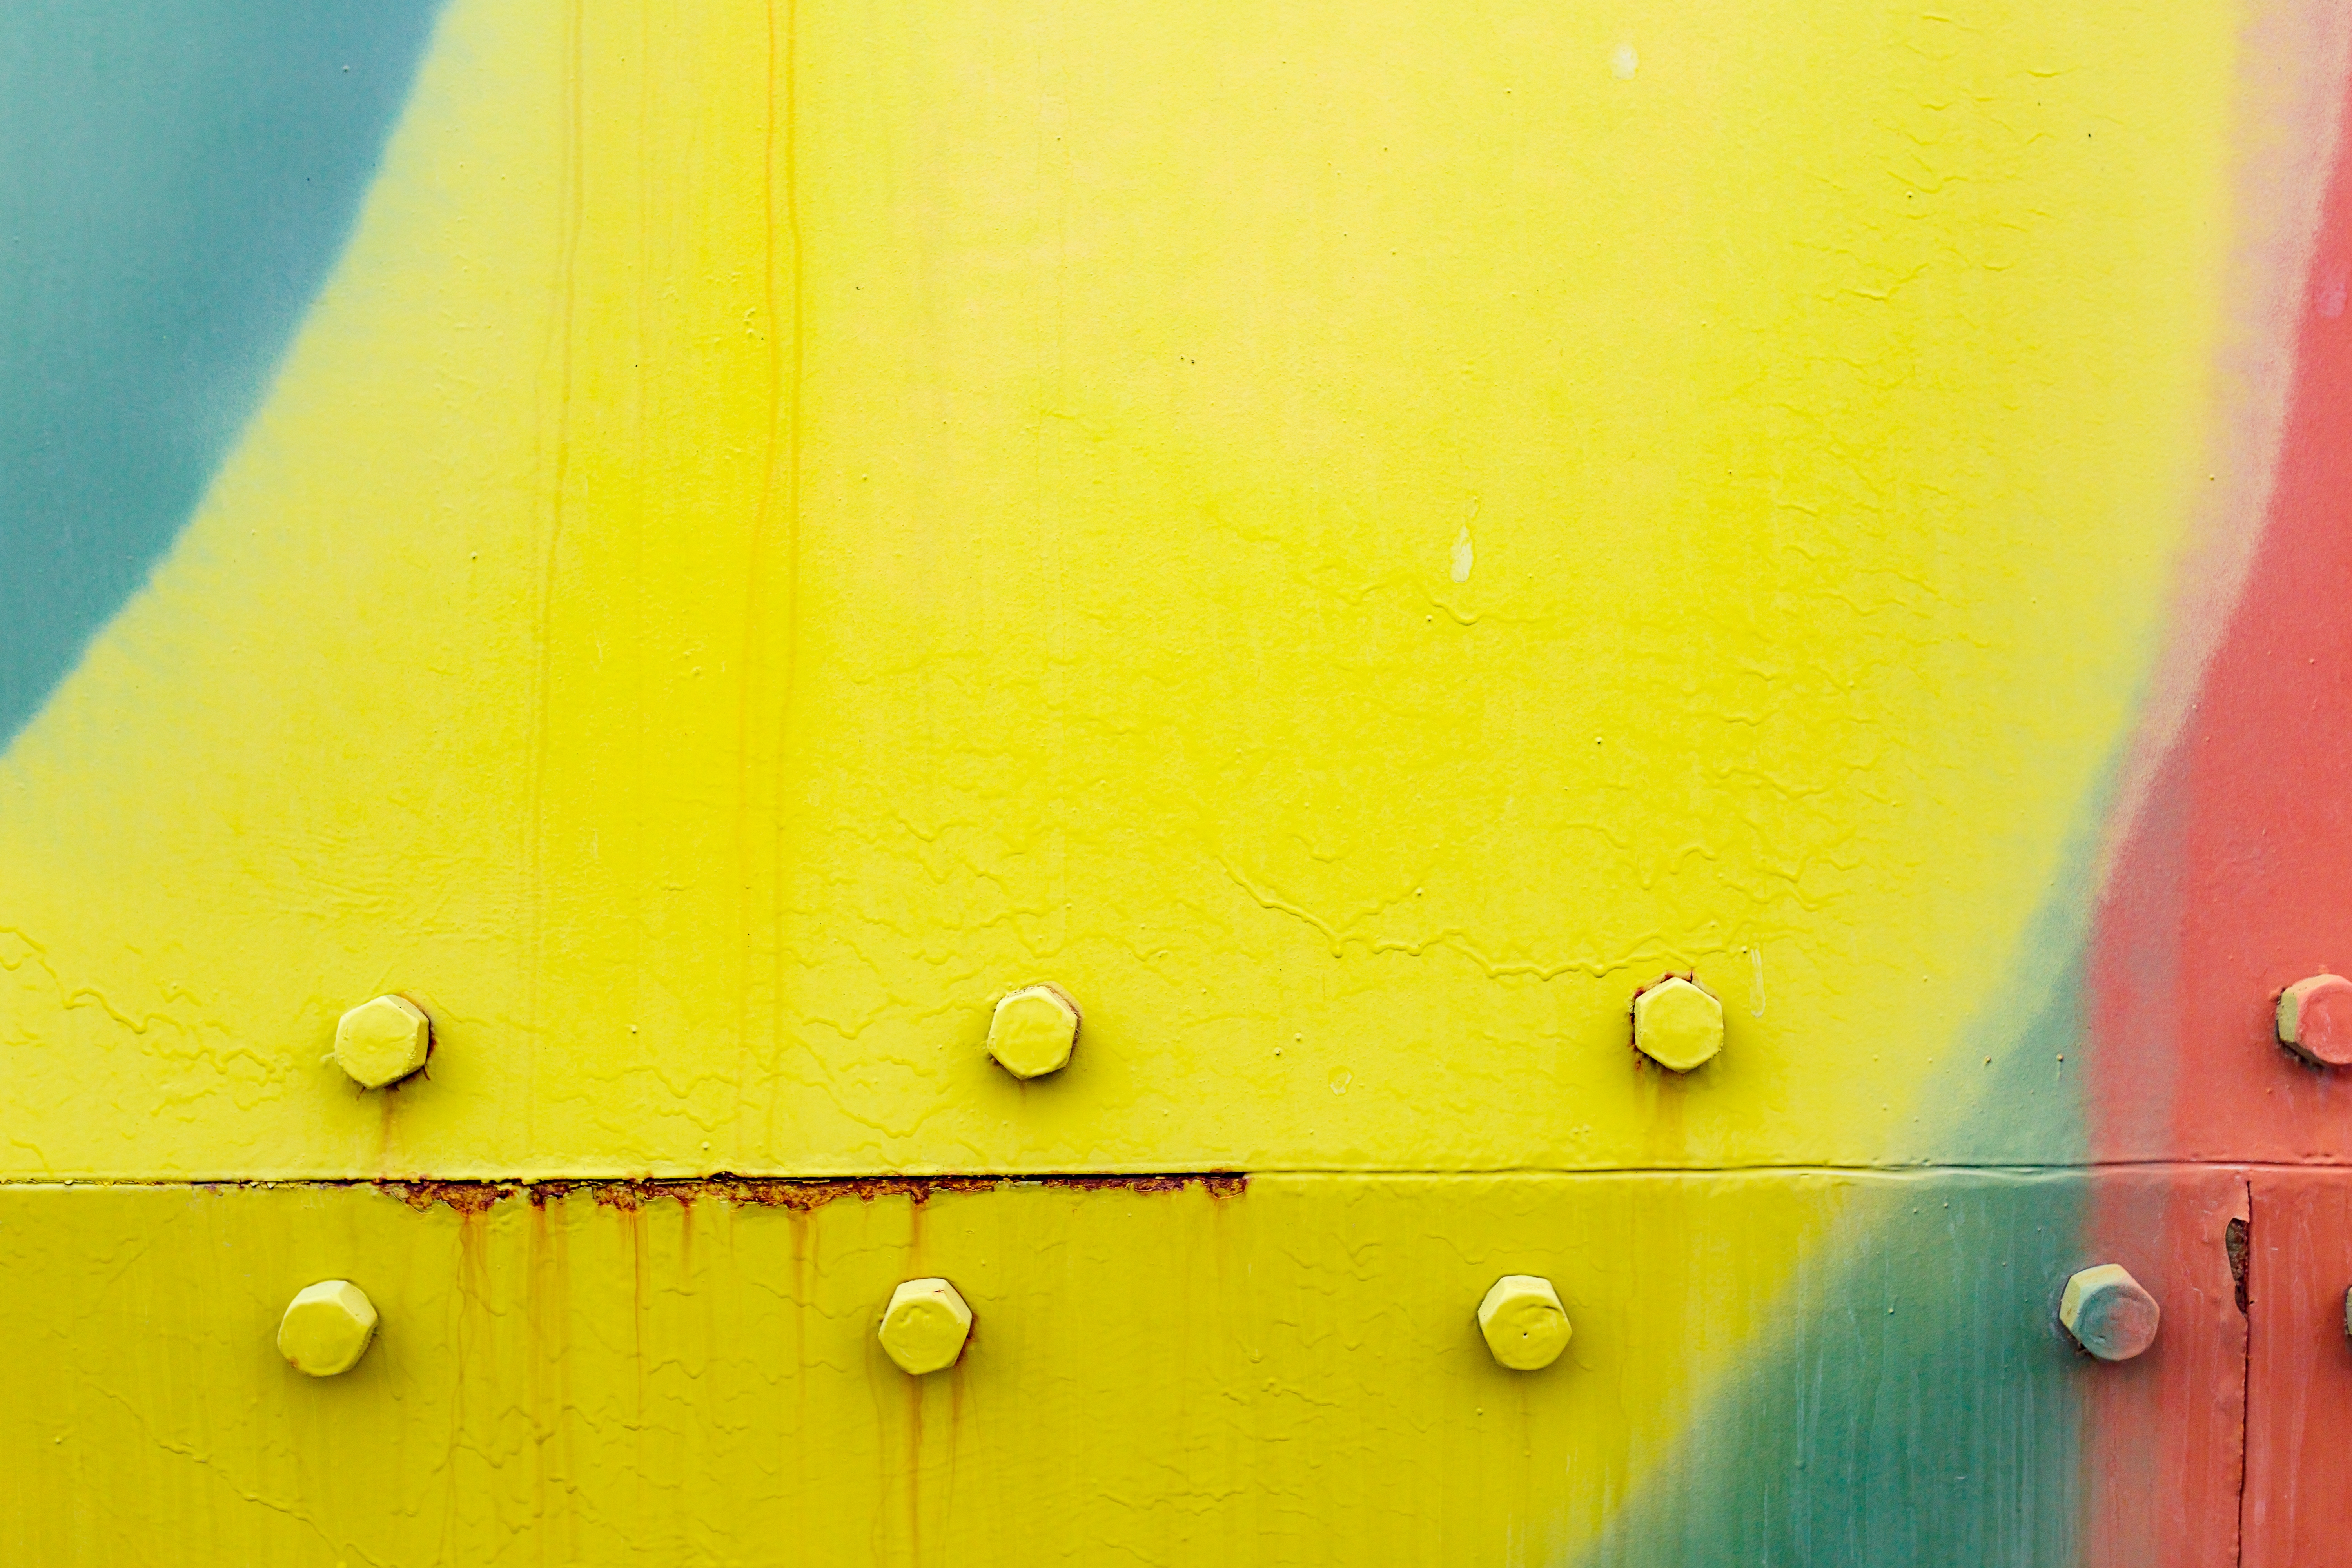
<box><xmin>366</xmin><ymin>1171</ymin><xmax>1249</xmax><ymax>1216</ymax></box>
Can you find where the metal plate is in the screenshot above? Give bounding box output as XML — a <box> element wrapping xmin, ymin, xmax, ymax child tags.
<box><xmin>2242</xmin><ymin>1171</ymin><xmax>2352</xmax><ymax>1567</ymax></box>
<box><xmin>0</xmin><ymin>0</ymin><xmax>2283</xmax><ymax>1179</ymax></box>
<box><xmin>0</xmin><ymin>1171</ymin><xmax>2243</xmax><ymax>1564</ymax></box>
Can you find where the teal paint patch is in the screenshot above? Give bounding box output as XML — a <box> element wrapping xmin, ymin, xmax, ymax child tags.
<box><xmin>1931</xmin><ymin>751</ymin><xmax>2112</xmax><ymax>1168</ymax></box>
<box><xmin>1585</xmin><ymin>1170</ymin><xmax>2091</xmax><ymax>1568</ymax></box>
<box><xmin>1583</xmin><ymin>826</ymin><xmax>2104</xmax><ymax>1564</ymax></box>
<box><xmin>0</xmin><ymin>0</ymin><xmax>443</xmax><ymax>743</ymax></box>
<box><xmin>1945</xmin><ymin>942</ymin><xmax>2096</xmax><ymax>1167</ymax></box>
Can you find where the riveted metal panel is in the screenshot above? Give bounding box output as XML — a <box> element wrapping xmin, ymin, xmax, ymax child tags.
<box><xmin>0</xmin><ymin>0</ymin><xmax>2288</xmax><ymax>1181</ymax></box>
<box><xmin>0</xmin><ymin>1172</ymin><xmax>2245</xmax><ymax>1566</ymax></box>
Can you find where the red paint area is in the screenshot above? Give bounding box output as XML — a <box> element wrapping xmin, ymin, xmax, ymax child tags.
<box><xmin>2083</xmin><ymin>63</ymin><xmax>2352</xmax><ymax>1564</ymax></box>
<box><xmin>2240</xmin><ymin>1172</ymin><xmax>2352</xmax><ymax>1568</ymax></box>
<box><xmin>2078</xmin><ymin>1172</ymin><xmax>2247</xmax><ymax>1568</ymax></box>
<box><xmin>2088</xmin><ymin>87</ymin><xmax>2352</xmax><ymax>1164</ymax></box>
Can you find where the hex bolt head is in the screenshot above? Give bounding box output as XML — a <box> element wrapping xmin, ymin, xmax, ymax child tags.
<box><xmin>277</xmin><ymin>1280</ymin><xmax>380</xmax><ymax>1376</ymax></box>
<box><xmin>2278</xmin><ymin>974</ymin><xmax>2352</xmax><ymax>1066</ymax></box>
<box><xmin>986</xmin><ymin>983</ymin><xmax>1082</xmax><ymax>1080</ymax></box>
<box><xmin>334</xmin><ymin>995</ymin><xmax>432</xmax><ymax>1089</ymax></box>
<box><xmin>878</xmin><ymin>1277</ymin><xmax>973</xmax><ymax>1375</ymax></box>
<box><xmin>1633</xmin><ymin>976</ymin><xmax>1724</xmax><ymax>1073</ymax></box>
<box><xmin>1476</xmin><ymin>1274</ymin><xmax>1573</xmax><ymax>1371</ymax></box>
<box><xmin>2059</xmin><ymin>1263</ymin><xmax>2161</xmax><ymax>1361</ymax></box>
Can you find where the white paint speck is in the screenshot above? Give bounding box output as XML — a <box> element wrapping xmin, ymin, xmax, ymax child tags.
<box><xmin>1611</xmin><ymin>43</ymin><xmax>1639</xmax><ymax>80</ymax></box>
<box><xmin>1747</xmin><ymin>944</ymin><xmax>1766</xmax><ymax>1016</ymax></box>
<box><xmin>1451</xmin><ymin>523</ymin><xmax>1475</xmax><ymax>583</ymax></box>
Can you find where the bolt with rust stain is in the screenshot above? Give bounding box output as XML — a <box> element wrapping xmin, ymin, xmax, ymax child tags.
<box><xmin>1476</xmin><ymin>1274</ymin><xmax>1573</xmax><ymax>1371</ymax></box>
<box><xmin>334</xmin><ymin>995</ymin><xmax>432</xmax><ymax>1089</ymax></box>
<box><xmin>2059</xmin><ymin>1263</ymin><xmax>2160</xmax><ymax>1361</ymax></box>
<box><xmin>2278</xmin><ymin>974</ymin><xmax>2352</xmax><ymax>1066</ymax></box>
<box><xmin>278</xmin><ymin>1279</ymin><xmax>380</xmax><ymax>1376</ymax></box>
<box><xmin>987</xmin><ymin>983</ymin><xmax>1081</xmax><ymax>1080</ymax></box>
<box><xmin>1633</xmin><ymin>975</ymin><xmax>1723</xmax><ymax>1073</ymax></box>
<box><xmin>878</xmin><ymin>1277</ymin><xmax>973</xmax><ymax>1374</ymax></box>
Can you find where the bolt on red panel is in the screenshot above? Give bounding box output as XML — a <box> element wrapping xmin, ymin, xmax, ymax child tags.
<box><xmin>2080</xmin><ymin>1168</ymin><xmax>2249</xmax><ymax>1568</ymax></box>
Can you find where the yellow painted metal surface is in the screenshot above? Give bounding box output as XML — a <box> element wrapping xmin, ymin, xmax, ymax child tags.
<box><xmin>0</xmin><ymin>0</ymin><xmax>2252</xmax><ymax>1181</ymax></box>
<box><xmin>0</xmin><ymin>1173</ymin><xmax>2152</xmax><ymax>1566</ymax></box>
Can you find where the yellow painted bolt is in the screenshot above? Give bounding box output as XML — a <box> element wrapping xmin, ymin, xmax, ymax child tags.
<box><xmin>986</xmin><ymin>983</ymin><xmax>1082</xmax><ymax>1080</ymax></box>
<box><xmin>333</xmin><ymin>994</ymin><xmax>432</xmax><ymax>1089</ymax></box>
<box><xmin>277</xmin><ymin>1280</ymin><xmax>380</xmax><ymax>1376</ymax></box>
<box><xmin>878</xmin><ymin>1277</ymin><xmax>973</xmax><ymax>1374</ymax></box>
<box><xmin>1632</xmin><ymin>975</ymin><xmax>1723</xmax><ymax>1072</ymax></box>
<box><xmin>1476</xmin><ymin>1274</ymin><xmax>1573</xmax><ymax>1371</ymax></box>
<box><xmin>2058</xmin><ymin>1263</ymin><xmax>2160</xmax><ymax>1361</ymax></box>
